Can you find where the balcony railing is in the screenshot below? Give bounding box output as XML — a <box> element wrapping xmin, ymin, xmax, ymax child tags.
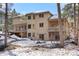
<box><xmin>48</xmin><ymin>26</ymin><xmax>65</xmax><ymax>32</ymax></box>
<box><xmin>9</xmin><ymin>29</ymin><xmax>27</xmax><ymax>32</ymax></box>
<box><xmin>48</xmin><ymin>26</ymin><xmax>59</xmax><ymax>32</ymax></box>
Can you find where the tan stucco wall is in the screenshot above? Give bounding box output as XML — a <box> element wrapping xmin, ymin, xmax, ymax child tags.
<box><xmin>25</xmin><ymin>13</ymin><xmax>51</xmax><ymax>40</ymax></box>
<box><xmin>12</xmin><ymin>12</ymin><xmax>69</xmax><ymax>40</ymax></box>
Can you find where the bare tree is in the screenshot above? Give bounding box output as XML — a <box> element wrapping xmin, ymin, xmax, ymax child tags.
<box><xmin>73</xmin><ymin>3</ymin><xmax>78</xmax><ymax>44</ymax></box>
<box><xmin>77</xmin><ymin>3</ymin><xmax>79</xmax><ymax>46</ymax></box>
<box><xmin>57</xmin><ymin>3</ymin><xmax>64</xmax><ymax>47</ymax></box>
<box><xmin>4</xmin><ymin>3</ymin><xmax>8</xmax><ymax>47</ymax></box>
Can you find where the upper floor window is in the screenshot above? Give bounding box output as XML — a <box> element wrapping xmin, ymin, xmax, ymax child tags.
<box><xmin>33</xmin><ymin>24</ymin><xmax>34</xmax><ymax>29</ymax></box>
<box><xmin>33</xmin><ymin>14</ymin><xmax>35</xmax><ymax>19</ymax></box>
<box><xmin>28</xmin><ymin>24</ymin><xmax>31</xmax><ymax>29</ymax></box>
<box><xmin>28</xmin><ymin>16</ymin><xmax>31</xmax><ymax>20</ymax></box>
<box><xmin>39</xmin><ymin>13</ymin><xmax>44</xmax><ymax>18</ymax></box>
<box><xmin>39</xmin><ymin>23</ymin><xmax>44</xmax><ymax>27</ymax></box>
<box><xmin>16</xmin><ymin>26</ymin><xmax>18</xmax><ymax>31</ymax></box>
<box><xmin>21</xmin><ymin>26</ymin><xmax>23</xmax><ymax>29</ymax></box>
<box><xmin>19</xmin><ymin>26</ymin><xmax>21</xmax><ymax>31</ymax></box>
<box><xmin>24</xmin><ymin>25</ymin><xmax>26</xmax><ymax>30</ymax></box>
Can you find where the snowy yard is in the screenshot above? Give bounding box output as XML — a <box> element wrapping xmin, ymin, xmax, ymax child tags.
<box><xmin>0</xmin><ymin>34</ymin><xmax>79</xmax><ymax>56</ymax></box>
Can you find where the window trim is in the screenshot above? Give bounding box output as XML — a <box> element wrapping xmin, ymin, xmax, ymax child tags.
<box><xmin>39</xmin><ymin>23</ymin><xmax>44</xmax><ymax>27</ymax></box>
<box><xmin>39</xmin><ymin>34</ymin><xmax>44</xmax><ymax>40</ymax></box>
<box><xmin>28</xmin><ymin>24</ymin><xmax>31</xmax><ymax>29</ymax></box>
<box><xmin>28</xmin><ymin>16</ymin><xmax>31</xmax><ymax>20</ymax></box>
<box><xmin>28</xmin><ymin>33</ymin><xmax>31</xmax><ymax>37</ymax></box>
<box><xmin>33</xmin><ymin>14</ymin><xmax>35</xmax><ymax>19</ymax></box>
<box><xmin>39</xmin><ymin>13</ymin><xmax>44</xmax><ymax>18</ymax></box>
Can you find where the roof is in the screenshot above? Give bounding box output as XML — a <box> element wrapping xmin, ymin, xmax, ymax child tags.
<box><xmin>49</xmin><ymin>16</ymin><xmax>58</xmax><ymax>19</ymax></box>
<box><xmin>49</xmin><ymin>15</ymin><xmax>66</xmax><ymax>20</ymax></box>
<box><xmin>12</xmin><ymin>15</ymin><xmax>24</xmax><ymax>19</ymax></box>
<box><xmin>12</xmin><ymin>10</ymin><xmax>53</xmax><ymax>18</ymax></box>
<box><xmin>32</xmin><ymin>10</ymin><xmax>50</xmax><ymax>13</ymax></box>
<box><xmin>25</xmin><ymin>10</ymin><xmax>53</xmax><ymax>16</ymax></box>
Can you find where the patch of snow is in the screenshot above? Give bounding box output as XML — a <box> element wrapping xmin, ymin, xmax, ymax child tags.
<box><xmin>0</xmin><ymin>39</ymin><xmax>79</xmax><ymax>56</ymax></box>
<box><xmin>0</xmin><ymin>34</ymin><xmax>79</xmax><ymax>56</ymax></box>
<box><xmin>0</xmin><ymin>31</ymin><xmax>4</xmax><ymax>34</ymax></box>
<box><xmin>25</xmin><ymin>10</ymin><xmax>51</xmax><ymax>15</ymax></box>
<box><xmin>10</xmin><ymin>34</ymin><xmax>20</xmax><ymax>39</ymax></box>
<box><xmin>0</xmin><ymin>36</ymin><xmax>5</xmax><ymax>39</ymax></box>
<box><xmin>10</xmin><ymin>34</ymin><xmax>31</xmax><ymax>40</ymax></box>
<box><xmin>49</xmin><ymin>16</ymin><xmax>58</xmax><ymax>19</ymax></box>
<box><xmin>32</xmin><ymin>10</ymin><xmax>49</xmax><ymax>13</ymax></box>
<box><xmin>0</xmin><ymin>47</ymin><xmax>78</xmax><ymax>56</ymax></box>
<box><xmin>0</xmin><ymin>8</ymin><xmax>5</xmax><ymax>13</ymax></box>
<box><xmin>11</xmin><ymin>40</ymin><xmax>36</xmax><ymax>47</ymax></box>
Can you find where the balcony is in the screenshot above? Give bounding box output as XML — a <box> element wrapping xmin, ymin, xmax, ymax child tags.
<box><xmin>48</xmin><ymin>26</ymin><xmax>59</xmax><ymax>32</ymax></box>
<box><xmin>48</xmin><ymin>26</ymin><xmax>65</xmax><ymax>32</ymax></box>
<box><xmin>9</xmin><ymin>29</ymin><xmax>27</xmax><ymax>33</ymax></box>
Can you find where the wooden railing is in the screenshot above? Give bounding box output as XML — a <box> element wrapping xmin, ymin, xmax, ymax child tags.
<box><xmin>48</xmin><ymin>26</ymin><xmax>65</xmax><ymax>32</ymax></box>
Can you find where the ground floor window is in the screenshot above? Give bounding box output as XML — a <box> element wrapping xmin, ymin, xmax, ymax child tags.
<box><xmin>28</xmin><ymin>33</ymin><xmax>31</xmax><ymax>37</ymax></box>
<box><xmin>33</xmin><ymin>33</ymin><xmax>35</xmax><ymax>37</ymax></box>
<box><xmin>39</xmin><ymin>34</ymin><xmax>44</xmax><ymax>40</ymax></box>
<box><xmin>55</xmin><ymin>35</ymin><xmax>60</xmax><ymax>41</ymax></box>
<box><xmin>49</xmin><ymin>32</ymin><xmax>60</xmax><ymax>41</ymax></box>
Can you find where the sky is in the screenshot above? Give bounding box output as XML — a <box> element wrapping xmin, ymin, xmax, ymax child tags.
<box><xmin>12</xmin><ymin>3</ymin><xmax>65</xmax><ymax>15</ymax></box>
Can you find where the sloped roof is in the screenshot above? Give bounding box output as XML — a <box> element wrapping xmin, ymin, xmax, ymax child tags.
<box><xmin>49</xmin><ymin>16</ymin><xmax>58</xmax><ymax>19</ymax></box>
<box><xmin>12</xmin><ymin>15</ymin><xmax>24</xmax><ymax>19</ymax></box>
<box><xmin>32</xmin><ymin>10</ymin><xmax>50</xmax><ymax>13</ymax></box>
<box><xmin>25</xmin><ymin>10</ymin><xmax>53</xmax><ymax>16</ymax></box>
<box><xmin>49</xmin><ymin>15</ymin><xmax>66</xmax><ymax>20</ymax></box>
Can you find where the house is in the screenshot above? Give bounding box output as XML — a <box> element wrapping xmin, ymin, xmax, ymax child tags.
<box><xmin>10</xmin><ymin>11</ymin><xmax>69</xmax><ymax>41</ymax></box>
<box><xmin>10</xmin><ymin>15</ymin><xmax>27</xmax><ymax>37</ymax></box>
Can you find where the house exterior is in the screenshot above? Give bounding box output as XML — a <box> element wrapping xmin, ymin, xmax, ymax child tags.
<box><xmin>11</xmin><ymin>11</ymin><xmax>69</xmax><ymax>41</ymax></box>
<box><xmin>10</xmin><ymin>15</ymin><xmax>27</xmax><ymax>37</ymax></box>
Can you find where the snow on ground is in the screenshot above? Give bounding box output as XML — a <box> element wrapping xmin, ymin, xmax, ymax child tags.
<box><xmin>0</xmin><ymin>44</ymin><xmax>78</xmax><ymax>56</ymax></box>
<box><xmin>10</xmin><ymin>34</ymin><xmax>21</xmax><ymax>39</ymax></box>
<box><xmin>0</xmin><ymin>34</ymin><xmax>79</xmax><ymax>56</ymax></box>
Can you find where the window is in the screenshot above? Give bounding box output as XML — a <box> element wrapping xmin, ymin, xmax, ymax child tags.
<box><xmin>20</xmin><ymin>26</ymin><xmax>23</xmax><ymax>31</ymax></box>
<box><xmin>33</xmin><ymin>14</ymin><xmax>35</xmax><ymax>19</ymax></box>
<box><xmin>39</xmin><ymin>34</ymin><xmax>44</xmax><ymax>40</ymax></box>
<box><xmin>16</xmin><ymin>27</ymin><xmax>18</xmax><ymax>31</ymax></box>
<box><xmin>39</xmin><ymin>13</ymin><xmax>44</xmax><ymax>18</ymax></box>
<box><xmin>33</xmin><ymin>24</ymin><xmax>34</xmax><ymax>29</ymax></box>
<box><xmin>39</xmin><ymin>23</ymin><xmax>44</xmax><ymax>27</ymax></box>
<box><xmin>24</xmin><ymin>25</ymin><xmax>26</xmax><ymax>30</ymax></box>
<box><xmin>21</xmin><ymin>26</ymin><xmax>23</xmax><ymax>30</ymax></box>
<box><xmin>33</xmin><ymin>33</ymin><xmax>35</xmax><ymax>37</ymax></box>
<box><xmin>28</xmin><ymin>24</ymin><xmax>31</xmax><ymax>29</ymax></box>
<box><xmin>28</xmin><ymin>33</ymin><xmax>31</xmax><ymax>37</ymax></box>
<box><xmin>19</xmin><ymin>26</ymin><xmax>21</xmax><ymax>31</ymax></box>
<box><xmin>55</xmin><ymin>35</ymin><xmax>60</xmax><ymax>41</ymax></box>
<box><xmin>28</xmin><ymin>16</ymin><xmax>31</xmax><ymax>20</ymax></box>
